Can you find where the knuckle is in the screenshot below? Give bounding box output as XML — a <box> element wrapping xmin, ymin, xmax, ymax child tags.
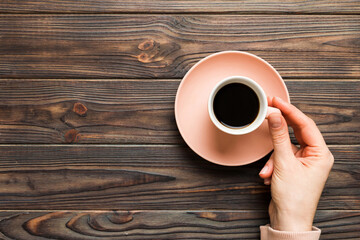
<box><xmin>321</xmin><ymin>150</ymin><xmax>334</xmax><ymax>170</ymax></box>
<box><xmin>328</xmin><ymin>151</ymin><xmax>335</xmax><ymax>167</ymax></box>
<box><xmin>306</xmin><ymin>117</ymin><xmax>316</xmax><ymax>126</ymax></box>
<box><xmin>272</xmin><ymin>130</ymin><xmax>289</xmax><ymax>145</ymax></box>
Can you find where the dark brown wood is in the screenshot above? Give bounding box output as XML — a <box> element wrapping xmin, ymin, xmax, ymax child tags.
<box><xmin>0</xmin><ymin>79</ymin><xmax>358</xmax><ymax>144</ymax></box>
<box><xmin>0</xmin><ymin>2</ymin><xmax>358</xmax><ymax>239</ymax></box>
<box><xmin>1</xmin><ymin>0</ymin><xmax>360</xmax><ymax>14</ymax></box>
<box><xmin>0</xmin><ymin>145</ymin><xmax>357</xmax><ymax>210</ymax></box>
<box><xmin>0</xmin><ymin>210</ymin><xmax>358</xmax><ymax>239</ymax></box>
<box><xmin>0</xmin><ymin>15</ymin><xmax>359</xmax><ymax>79</ymax></box>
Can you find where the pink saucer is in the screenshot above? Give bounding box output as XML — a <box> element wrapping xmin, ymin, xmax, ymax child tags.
<box><xmin>175</xmin><ymin>51</ymin><xmax>290</xmax><ymax>166</ymax></box>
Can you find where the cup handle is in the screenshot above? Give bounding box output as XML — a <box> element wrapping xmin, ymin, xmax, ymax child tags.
<box><xmin>266</xmin><ymin>106</ymin><xmax>281</xmax><ymax>119</ymax></box>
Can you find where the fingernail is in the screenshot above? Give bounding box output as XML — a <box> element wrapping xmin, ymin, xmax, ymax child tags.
<box><xmin>260</xmin><ymin>165</ymin><xmax>268</xmax><ymax>175</ymax></box>
<box><xmin>269</xmin><ymin>115</ymin><xmax>282</xmax><ymax>128</ymax></box>
<box><xmin>264</xmin><ymin>179</ymin><xmax>271</xmax><ymax>185</ymax></box>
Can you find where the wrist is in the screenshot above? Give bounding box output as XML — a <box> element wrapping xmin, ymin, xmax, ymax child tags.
<box><xmin>270</xmin><ymin>209</ymin><xmax>314</xmax><ymax>232</ymax></box>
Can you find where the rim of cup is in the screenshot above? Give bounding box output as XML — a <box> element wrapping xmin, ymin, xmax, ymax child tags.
<box><xmin>208</xmin><ymin>76</ymin><xmax>268</xmax><ymax>135</ymax></box>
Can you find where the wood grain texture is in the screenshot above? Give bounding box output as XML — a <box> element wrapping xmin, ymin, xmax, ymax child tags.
<box><xmin>0</xmin><ymin>210</ymin><xmax>359</xmax><ymax>239</ymax></box>
<box><xmin>0</xmin><ymin>15</ymin><xmax>359</xmax><ymax>79</ymax></box>
<box><xmin>0</xmin><ymin>145</ymin><xmax>358</xmax><ymax>210</ymax></box>
<box><xmin>0</xmin><ymin>2</ymin><xmax>358</xmax><ymax>239</ymax></box>
<box><xmin>0</xmin><ymin>79</ymin><xmax>358</xmax><ymax>144</ymax></box>
<box><xmin>1</xmin><ymin>0</ymin><xmax>360</xmax><ymax>14</ymax></box>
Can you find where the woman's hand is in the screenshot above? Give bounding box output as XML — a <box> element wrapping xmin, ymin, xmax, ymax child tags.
<box><xmin>259</xmin><ymin>97</ymin><xmax>334</xmax><ymax>232</ymax></box>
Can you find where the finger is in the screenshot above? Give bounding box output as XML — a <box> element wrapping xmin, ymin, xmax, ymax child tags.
<box><xmin>272</xmin><ymin>97</ymin><xmax>326</xmax><ymax>148</ymax></box>
<box><xmin>260</xmin><ymin>146</ymin><xmax>297</xmax><ymax>181</ymax></box>
<box><xmin>267</xmin><ymin>96</ymin><xmax>274</xmax><ymax>106</ymax></box>
<box><xmin>268</xmin><ymin>113</ymin><xmax>294</xmax><ymax>161</ymax></box>
<box><xmin>259</xmin><ymin>157</ymin><xmax>274</xmax><ymax>179</ymax></box>
<box><xmin>292</xmin><ymin>144</ymin><xmax>299</xmax><ymax>154</ymax></box>
<box><xmin>264</xmin><ymin>177</ymin><xmax>271</xmax><ymax>185</ymax></box>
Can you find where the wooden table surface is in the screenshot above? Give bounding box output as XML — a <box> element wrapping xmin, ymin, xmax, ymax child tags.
<box><xmin>0</xmin><ymin>1</ymin><xmax>359</xmax><ymax>239</ymax></box>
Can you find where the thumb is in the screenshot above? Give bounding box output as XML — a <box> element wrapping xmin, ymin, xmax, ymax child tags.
<box><xmin>267</xmin><ymin>113</ymin><xmax>293</xmax><ymax>160</ymax></box>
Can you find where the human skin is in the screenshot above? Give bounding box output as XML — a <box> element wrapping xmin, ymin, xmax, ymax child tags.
<box><xmin>259</xmin><ymin>97</ymin><xmax>334</xmax><ymax>232</ymax></box>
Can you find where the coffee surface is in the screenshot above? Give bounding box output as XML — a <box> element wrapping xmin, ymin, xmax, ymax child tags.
<box><xmin>213</xmin><ymin>83</ymin><xmax>260</xmax><ymax>128</ymax></box>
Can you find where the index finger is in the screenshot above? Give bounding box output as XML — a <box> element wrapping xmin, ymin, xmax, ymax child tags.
<box><xmin>270</xmin><ymin>97</ymin><xmax>327</xmax><ymax>148</ymax></box>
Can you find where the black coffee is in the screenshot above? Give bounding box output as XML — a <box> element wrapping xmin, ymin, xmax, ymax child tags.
<box><xmin>213</xmin><ymin>83</ymin><xmax>260</xmax><ymax>128</ymax></box>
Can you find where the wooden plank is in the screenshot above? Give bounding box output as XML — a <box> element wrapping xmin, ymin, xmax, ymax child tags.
<box><xmin>1</xmin><ymin>0</ymin><xmax>360</xmax><ymax>14</ymax></box>
<box><xmin>0</xmin><ymin>15</ymin><xmax>359</xmax><ymax>79</ymax></box>
<box><xmin>0</xmin><ymin>79</ymin><xmax>358</xmax><ymax>144</ymax></box>
<box><xmin>0</xmin><ymin>145</ymin><xmax>358</xmax><ymax>210</ymax></box>
<box><xmin>0</xmin><ymin>210</ymin><xmax>358</xmax><ymax>239</ymax></box>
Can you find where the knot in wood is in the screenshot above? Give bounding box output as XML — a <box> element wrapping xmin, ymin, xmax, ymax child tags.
<box><xmin>137</xmin><ymin>52</ymin><xmax>152</xmax><ymax>63</ymax></box>
<box><xmin>64</xmin><ymin>129</ymin><xmax>79</xmax><ymax>143</ymax></box>
<box><xmin>73</xmin><ymin>102</ymin><xmax>87</xmax><ymax>116</ymax></box>
<box><xmin>109</xmin><ymin>211</ymin><xmax>134</xmax><ymax>224</ymax></box>
<box><xmin>138</xmin><ymin>39</ymin><xmax>154</xmax><ymax>51</ymax></box>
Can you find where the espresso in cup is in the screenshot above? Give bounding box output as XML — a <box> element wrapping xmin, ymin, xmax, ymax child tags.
<box><xmin>208</xmin><ymin>76</ymin><xmax>280</xmax><ymax>135</ymax></box>
<box><xmin>213</xmin><ymin>83</ymin><xmax>260</xmax><ymax>128</ymax></box>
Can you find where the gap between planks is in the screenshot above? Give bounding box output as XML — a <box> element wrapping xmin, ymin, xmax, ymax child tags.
<box><xmin>0</xmin><ymin>12</ymin><xmax>359</xmax><ymax>15</ymax></box>
<box><xmin>0</xmin><ymin>209</ymin><xmax>359</xmax><ymax>212</ymax></box>
<box><xmin>0</xmin><ymin>144</ymin><xmax>358</xmax><ymax>147</ymax></box>
<box><xmin>0</xmin><ymin>79</ymin><xmax>359</xmax><ymax>82</ymax></box>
